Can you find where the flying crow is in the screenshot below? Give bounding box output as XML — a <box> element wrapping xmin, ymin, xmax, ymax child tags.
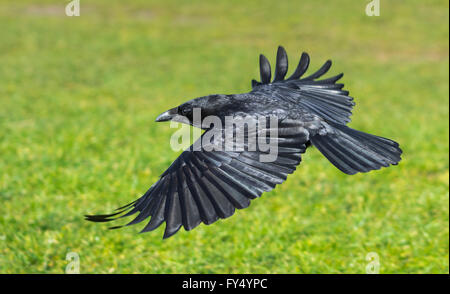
<box><xmin>86</xmin><ymin>46</ymin><xmax>402</xmax><ymax>239</ymax></box>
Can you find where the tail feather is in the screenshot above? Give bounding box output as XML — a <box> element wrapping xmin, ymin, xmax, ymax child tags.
<box><xmin>311</xmin><ymin>123</ymin><xmax>402</xmax><ymax>175</ymax></box>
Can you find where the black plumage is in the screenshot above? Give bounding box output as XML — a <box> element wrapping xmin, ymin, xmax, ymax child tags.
<box><xmin>85</xmin><ymin>46</ymin><xmax>402</xmax><ymax>239</ymax></box>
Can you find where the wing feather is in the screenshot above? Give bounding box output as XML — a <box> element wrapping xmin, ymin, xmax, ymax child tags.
<box><xmin>251</xmin><ymin>46</ymin><xmax>355</xmax><ymax>125</ymax></box>
<box><xmin>259</xmin><ymin>54</ymin><xmax>271</xmax><ymax>84</ymax></box>
<box><xmin>85</xmin><ymin>120</ymin><xmax>307</xmax><ymax>238</ymax></box>
<box><xmin>273</xmin><ymin>46</ymin><xmax>288</xmax><ymax>82</ymax></box>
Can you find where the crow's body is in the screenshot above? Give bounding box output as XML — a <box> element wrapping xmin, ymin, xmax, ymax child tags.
<box><xmin>86</xmin><ymin>46</ymin><xmax>402</xmax><ymax>238</ymax></box>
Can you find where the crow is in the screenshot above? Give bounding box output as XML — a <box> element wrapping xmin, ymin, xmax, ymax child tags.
<box><xmin>86</xmin><ymin>46</ymin><xmax>402</xmax><ymax>239</ymax></box>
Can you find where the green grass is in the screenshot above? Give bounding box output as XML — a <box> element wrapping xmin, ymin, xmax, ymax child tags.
<box><xmin>0</xmin><ymin>0</ymin><xmax>448</xmax><ymax>274</ymax></box>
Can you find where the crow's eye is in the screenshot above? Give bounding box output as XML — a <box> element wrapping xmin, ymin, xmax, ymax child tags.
<box><xmin>180</xmin><ymin>107</ymin><xmax>190</xmax><ymax>116</ymax></box>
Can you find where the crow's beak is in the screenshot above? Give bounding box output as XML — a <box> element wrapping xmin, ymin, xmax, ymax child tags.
<box><xmin>155</xmin><ymin>107</ymin><xmax>177</xmax><ymax>122</ymax></box>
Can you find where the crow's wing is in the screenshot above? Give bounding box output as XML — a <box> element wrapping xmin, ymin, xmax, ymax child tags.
<box><xmin>85</xmin><ymin>118</ymin><xmax>309</xmax><ymax>239</ymax></box>
<box><xmin>252</xmin><ymin>46</ymin><xmax>355</xmax><ymax>125</ymax></box>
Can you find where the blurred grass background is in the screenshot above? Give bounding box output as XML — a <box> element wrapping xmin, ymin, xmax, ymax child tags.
<box><xmin>0</xmin><ymin>0</ymin><xmax>448</xmax><ymax>273</ymax></box>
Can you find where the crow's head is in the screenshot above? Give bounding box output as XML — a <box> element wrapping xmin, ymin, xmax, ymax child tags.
<box><xmin>155</xmin><ymin>94</ymin><xmax>235</xmax><ymax>127</ymax></box>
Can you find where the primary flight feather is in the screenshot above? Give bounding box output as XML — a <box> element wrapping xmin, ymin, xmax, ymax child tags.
<box><xmin>86</xmin><ymin>46</ymin><xmax>402</xmax><ymax>239</ymax></box>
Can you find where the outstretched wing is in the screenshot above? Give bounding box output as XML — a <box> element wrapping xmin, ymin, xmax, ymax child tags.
<box><xmin>252</xmin><ymin>46</ymin><xmax>355</xmax><ymax>125</ymax></box>
<box><xmin>85</xmin><ymin>119</ymin><xmax>309</xmax><ymax>239</ymax></box>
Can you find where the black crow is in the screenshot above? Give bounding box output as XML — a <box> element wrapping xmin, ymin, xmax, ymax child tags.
<box><xmin>86</xmin><ymin>46</ymin><xmax>402</xmax><ymax>239</ymax></box>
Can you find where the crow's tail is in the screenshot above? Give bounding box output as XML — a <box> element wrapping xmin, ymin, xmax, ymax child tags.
<box><xmin>310</xmin><ymin>123</ymin><xmax>402</xmax><ymax>175</ymax></box>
